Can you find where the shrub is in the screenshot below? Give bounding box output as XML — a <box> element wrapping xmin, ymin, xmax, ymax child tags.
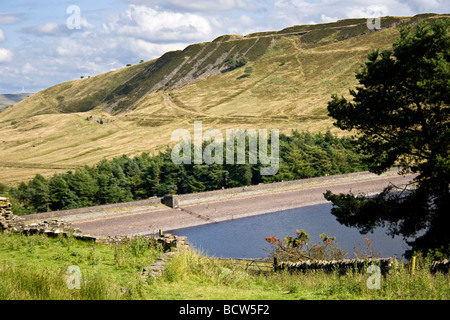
<box><xmin>0</xmin><ymin>183</ymin><xmax>8</xmax><ymax>196</ymax></box>
<box><xmin>265</xmin><ymin>229</ymin><xmax>348</xmax><ymax>262</ymax></box>
<box><xmin>225</xmin><ymin>56</ymin><xmax>248</xmax><ymax>71</ymax></box>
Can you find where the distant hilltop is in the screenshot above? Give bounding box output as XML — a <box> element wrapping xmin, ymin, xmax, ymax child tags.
<box><xmin>0</xmin><ymin>93</ymin><xmax>33</xmax><ymax>111</ymax></box>
<box><xmin>0</xmin><ymin>13</ymin><xmax>448</xmax><ymax>186</ymax></box>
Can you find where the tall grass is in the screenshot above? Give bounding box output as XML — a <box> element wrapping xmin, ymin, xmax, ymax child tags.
<box><xmin>0</xmin><ymin>232</ymin><xmax>162</xmax><ymax>300</ymax></box>
<box><xmin>157</xmin><ymin>249</ymin><xmax>450</xmax><ymax>300</ymax></box>
<box><xmin>0</xmin><ymin>262</ymin><xmax>126</xmax><ymax>300</ymax></box>
<box><xmin>1</xmin><ymin>232</ymin><xmax>449</xmax><ymax>300</ymax></box>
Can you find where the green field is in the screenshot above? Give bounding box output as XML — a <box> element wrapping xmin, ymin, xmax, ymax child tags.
<box><xmin>0</xmin><ymin>232</ymin><xmax>448</xmax><ymax>300</ymax></box>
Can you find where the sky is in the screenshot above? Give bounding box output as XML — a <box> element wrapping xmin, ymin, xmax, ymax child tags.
<box><xmin>0</xmin><ymin>0</ymin><xmax>448</xmax><ymax>93</ymax></box>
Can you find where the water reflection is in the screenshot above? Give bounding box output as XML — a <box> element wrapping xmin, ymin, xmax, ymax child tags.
<box><xmin>171</xmin><ymin>203</ymin><xmax>410</xmax><ymax>259</ymax></box>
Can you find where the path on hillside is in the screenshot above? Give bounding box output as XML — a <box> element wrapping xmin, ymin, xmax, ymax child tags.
<box><xmin>28</xmin><ymin>170</ymin><xmax>415</xmax><ymax>237</ymax></box>
<box><xmin>287</xmin><ymin>37</ymin><xmax>306</xmax><ymax>82</ymax></box>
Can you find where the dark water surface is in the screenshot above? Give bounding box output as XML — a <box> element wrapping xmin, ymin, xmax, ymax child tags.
<box><xmin>171</xmin><ymin>203</ymin><xmax>410</xmax><ymax>259</ymax></box>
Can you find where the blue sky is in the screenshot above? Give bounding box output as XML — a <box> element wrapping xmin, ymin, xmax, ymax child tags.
<box><xmin>0</xmin><ymin>0</ymin><xmax>448</xmax><ymax>93</ymax></box>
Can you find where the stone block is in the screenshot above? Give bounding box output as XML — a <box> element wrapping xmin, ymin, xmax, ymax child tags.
<box><xmin>162</xmin><ymin>195</ymin><xmax>179</xmax><ymax>208</ymax></box>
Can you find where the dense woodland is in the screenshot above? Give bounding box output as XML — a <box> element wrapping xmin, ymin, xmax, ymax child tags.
<box><xmin>1</xmin><ymin>130</ymin><xmax>367</xmax><ymax>214</ymax></box>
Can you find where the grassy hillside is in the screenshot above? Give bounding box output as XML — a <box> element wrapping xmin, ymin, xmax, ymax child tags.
<box><xmin>0</xmin><ymin>13</ymin><xmax>448</xmax><ymax>185</ymax></box>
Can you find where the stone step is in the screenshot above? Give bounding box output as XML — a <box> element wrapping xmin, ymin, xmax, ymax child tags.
<box><xmin>140</xmin><ymin>251</ymin><xmax>180</xmax><ymax>280</ymax></box>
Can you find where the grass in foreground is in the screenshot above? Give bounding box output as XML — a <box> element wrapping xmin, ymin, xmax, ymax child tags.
<box><xmin>0</xmin><ymin>232</ymin><xmax>448</xmax><ymax>300</ymax></box>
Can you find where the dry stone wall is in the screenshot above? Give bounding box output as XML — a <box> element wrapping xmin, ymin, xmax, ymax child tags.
<box><xmin>0</xmin><ymin>197</ymin><xmax>25</xmax><ymax>232</ymax></box>
<box><xmin>274</xmin><ymin>258</ymin><xmax>396</xmax><ymax>275</ymax></box>
<box><xmin>0</xmin><ymin>198</ymin><xmax>189</xmax><ymax>252</ymax></box>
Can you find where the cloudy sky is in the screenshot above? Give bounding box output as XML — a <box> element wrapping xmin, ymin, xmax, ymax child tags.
<box><xmin>0</xmin><ymin>0</ymin><xmax>448</xmax><ymax>93</ymax></box>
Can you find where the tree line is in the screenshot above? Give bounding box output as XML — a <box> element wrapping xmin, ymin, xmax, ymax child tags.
<box><xmin>2</xmin><ymin>130</ymin><xmax>367</xmax><ymax>215</ymax></box>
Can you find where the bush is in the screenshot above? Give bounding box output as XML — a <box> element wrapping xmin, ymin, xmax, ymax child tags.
<box><xmin>0</xmin><ymin>183</ymin><xmax>8</xmax><ymax>196</ymax></box>
<box><xmin>265</xmin><ymin>229</ymin><xmax>348</xmax><ymax>262</ymax></box>
<box><xmin>225</xmin><ymin>56</ymin><xmax>248</xmax><ymax>71</ymax></box>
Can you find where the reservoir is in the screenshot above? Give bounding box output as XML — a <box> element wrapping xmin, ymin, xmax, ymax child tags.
<box><xmin>171</xmin><ymin>203</ymin><xmax>410</xmax><ymax>259</ymax></box>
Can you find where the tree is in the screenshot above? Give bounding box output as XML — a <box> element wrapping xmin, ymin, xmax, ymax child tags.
<box><xmin>103</xmin><ymin>174</ymin><xmax>133</xmax><ymax>204</ymax></box>
<box><xmin>66</xmin><ymin>168</ymin><xmax>99</xmax><ymax>207</ymax></box>
<box><xmin>27</xmin><ymin>174</ymin><xmax>51</xmax><ymax>212</ymax></box>
<box><xmin>324</xmin><ymin>19</ymin><xmax>450</xmax><ymax>257</ymax></box>
<box><xmin>124</xmin><ymin>158</ymin><xmax>146</xmax><ymax>199</ymax></box>
<box><xmin>49</xmin><ymin>174</ymin><xmax>81</xmax><ymax>210</ymax></box>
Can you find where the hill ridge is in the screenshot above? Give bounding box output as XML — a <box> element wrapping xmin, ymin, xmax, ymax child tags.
<box><xmin>0</xmin><ymin>13</ymin><xmax>448</xmax><ymax>185</ymax></box>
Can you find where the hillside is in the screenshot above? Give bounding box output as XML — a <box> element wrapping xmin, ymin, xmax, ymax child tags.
<box><xmin>0</xmin><ymin>13</ymin><xmax>448</xmax><ymax>185</ymax></box>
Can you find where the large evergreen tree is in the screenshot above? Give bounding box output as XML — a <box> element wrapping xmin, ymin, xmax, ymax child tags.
<box><xmin>325</xmin><ymin>19</ymin><xmax>450</xmax><ymax>257</ymax></box>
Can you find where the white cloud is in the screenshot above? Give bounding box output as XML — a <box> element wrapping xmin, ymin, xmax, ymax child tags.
<box><xmin>23</xmin><ymin>24</ymin><xmax>66</xmax><ymax>37</ymax></box>
<box><xmin>270</xmin><ymin>0</ymin><xmax>418</xmax><ymax>26</ymax></box>
<box><xmin>0</xmin><ymin>29</ymin><xmax>5</xmax><ymax>43</ymax></box>
<box><xmin>80</xmin><ymin>17</ymin><xmax>97</xmax><ymax>30</ymax></box>
<box><xmin>321</xmin><ymin>14</ymin><xmax>338</xmax><ymax>23</ymax></box>
<box><xmin>127</xmin><ymin>38</ymin><xmax>188</xmax><ymax>58</ymax></box>
<box><xmin>0</xmin><ymin>48</ymin><xmax>13</xmax><ymax>63</ymax></box>
<box><xmin>0</xmin><ymin>12</ymin><xmax>22</xmax><ymax>25</ymax></box>
<box><xmin>406</xmin><ymin>0</ymin><xmax>450</xmax><ymax>12</ymax></box>
<box><xmin>121</xmin><ymin>0</ymin><xmax>263</xmax><ymax>12</ymax></box>
<box><xmin>1</xmin><ymin>1</ymin><xmax>449</xmax><ymax>93</ymax></box>
<box><xmin>346</xmin><ymin>4</ymin><xmax>399</xmax><ymax>18</ymax></box>
<box><xmin>55</xmin><ymin>37</ymin><xmax>101</xmax><ymax>57</ymax></box>
<box><xmin>23</xmin><ymin>22</ymin><xmax>71</xmax><ymax>37</ymax></box>
<box><xmin>114</xmin><ymin>5</ymin><xmax>213</xmax><ymax>43</ymax></box>
<box><xmin>21</xmin><ymin>17</ymin><xmax>95</xmax><ymax>37</ymax></box>
<box><xmin>22</xmin><ymin>62</ymin><xmax>36</xmax><ymax>75</ymax></box>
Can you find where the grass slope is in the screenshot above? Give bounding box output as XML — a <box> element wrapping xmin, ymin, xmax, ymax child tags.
<box><xmin>0</xmin><ymin>14</ymin><xmax>448</xmax><ymax>185</ymax></box>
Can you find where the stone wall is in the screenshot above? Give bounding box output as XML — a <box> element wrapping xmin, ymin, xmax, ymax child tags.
<box><xmin>95</xmin><ymin>233</ymin><xmax>189</xmax><ymax>253</ymax></box>
<box><xmin>21</xmin><ymin>219</ymin><xmax>188</xmax><ymax>252</ymax></box>
<box><xmin>0</xmin><ymin>198</ymin><xmax>188</xmax><ymax>252</ymax></box>
<box><xmin>172</xmin><ymin>170</ymin><xmax>386</xmax><ymax>203</ymax></box>
<box><xmin>21</xmin><ymin>197</ymin><xmax>162</xmax><ymax>222</ymax></box>
<box><xmin>0</xmin><ymin>197</ymin><xmax>25</xmax><ymax>232</ymax></box>
<box><xmin>274</xmin><ymin>258</ymin><xmax>396</xmax><ymax>275</ymax></box>
<box><xmin>22</xmin><ymin>169</ymin><xmax>395</xmax><ymax>223</ymax></box>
